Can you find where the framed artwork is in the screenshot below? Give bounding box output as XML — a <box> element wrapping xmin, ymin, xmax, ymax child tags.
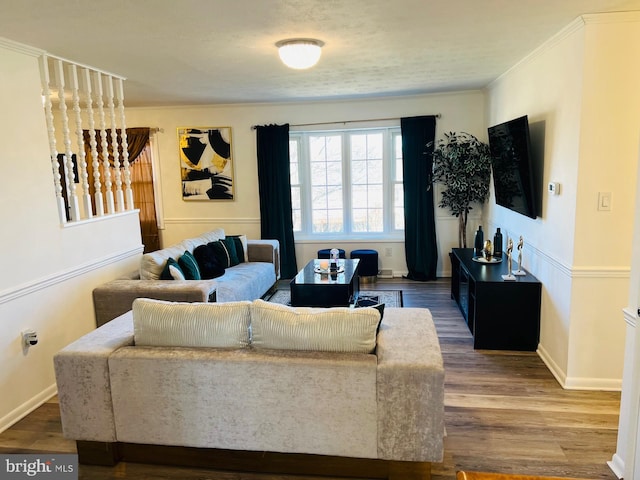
<box><xmin>178</xmin><ymin>127</ymin><xmax>234</xmax><ymax>200</ymax></box>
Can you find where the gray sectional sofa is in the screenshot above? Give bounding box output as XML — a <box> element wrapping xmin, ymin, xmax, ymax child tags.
<box><xmin>53</xmin><ymin>299</ymin><xmax>445</xmax><ymax>479</ymax></box>
<box><xmin>93</xmin><ymin>228</ymin><xmax>280</xmax><ymax>326</ymax></box>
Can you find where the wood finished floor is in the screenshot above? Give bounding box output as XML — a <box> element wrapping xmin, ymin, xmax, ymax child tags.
<box><xmin>0</xmin><ymin>278</ymin><xmax>620</xmax><ymax>480</ymax></box>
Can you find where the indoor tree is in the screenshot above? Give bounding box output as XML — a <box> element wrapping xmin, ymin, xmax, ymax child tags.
<box><xmin>430</xmin><ymin>132</ymin><xmax>492</xmax><ymax>248</ymax></box>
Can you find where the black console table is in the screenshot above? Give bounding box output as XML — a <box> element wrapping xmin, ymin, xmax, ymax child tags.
<box><xmin>450</xmin><ymin>248</ymin><xmax>541</xmax><ymax>351</ymax></box>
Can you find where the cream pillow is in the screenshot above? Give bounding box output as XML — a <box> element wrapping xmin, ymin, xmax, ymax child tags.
<box><xmin>250</xmin><ymin>299</ymin><xmax>380</xmax><ymax>353</ymax></box>
<box><xmin>133</xmin><ymin>298</ymin><xmax>251</xmax><ymax>348</ymax></box>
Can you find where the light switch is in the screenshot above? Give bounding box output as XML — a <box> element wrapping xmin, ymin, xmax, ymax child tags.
<box><xmin>598</xmin><ymin>192</ymin><xmax>612</xmax><ymax>211</ymax></box>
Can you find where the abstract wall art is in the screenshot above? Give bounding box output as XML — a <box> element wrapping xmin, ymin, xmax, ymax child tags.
<box><xmin>178</xmin><ymin>127</ymin><xmax>234</xmax><ymax>200</ymax></box>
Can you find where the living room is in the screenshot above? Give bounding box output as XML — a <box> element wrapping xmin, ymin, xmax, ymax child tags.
<box><xmin>1</xmin><ymin>2</ymin><xmax>640</xmax><ymax>478</ymax></box>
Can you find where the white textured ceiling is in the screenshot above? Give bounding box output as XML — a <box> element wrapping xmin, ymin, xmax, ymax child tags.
<box><xmin>1</xmin><ymin>0</ymin><xmax>640</xmax><ymax>107</ymax></box>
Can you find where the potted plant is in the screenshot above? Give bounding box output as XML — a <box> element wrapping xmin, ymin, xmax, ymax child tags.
<box><xmin>430</xmin><ymin>132</ymin><xmax>492</xmax><ymax>248</ymax></box>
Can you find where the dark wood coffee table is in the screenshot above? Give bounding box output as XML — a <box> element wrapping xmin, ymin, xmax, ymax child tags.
<box><xmin>290</xmin><ymin>259</ymin><xmax>360</xmax><ymax>307</ymax></box>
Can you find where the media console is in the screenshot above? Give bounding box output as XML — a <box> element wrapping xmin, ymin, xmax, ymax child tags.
<box><xmin>450</xmin><ymin>248</ymin><xmax>541</xmax><ymax>351</ymax></box>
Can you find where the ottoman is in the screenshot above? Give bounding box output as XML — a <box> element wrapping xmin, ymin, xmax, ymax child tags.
<box><xmin>350</xmin><ymin>249</ymin><xmax>378</xmax><ymax>283</ymax></box>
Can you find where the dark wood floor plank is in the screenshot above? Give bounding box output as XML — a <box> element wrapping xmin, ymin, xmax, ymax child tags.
<box><xmin>0</xmin><ymin>278</ymin><xmax>620</xmax><ymax>479</ymax></box>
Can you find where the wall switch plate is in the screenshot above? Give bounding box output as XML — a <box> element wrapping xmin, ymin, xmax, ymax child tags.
<box><xmin>598</xmin><ymin>192</ymin><xmax>612</xmax><ymax>211</ymax></box>
<box><xmin>548</xmin><ymin>182</ymin><xmax>560</xmax><ymax>195</ymax></box>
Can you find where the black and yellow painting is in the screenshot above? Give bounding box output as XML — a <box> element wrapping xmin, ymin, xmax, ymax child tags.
<box><xmin>178</xmin><ymin>127</ymin><xmax>234</xmax><ymax>200</ymax></box>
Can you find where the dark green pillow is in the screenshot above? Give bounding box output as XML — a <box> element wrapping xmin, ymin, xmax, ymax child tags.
<box><xmin>160</xmin><ymin>257</ymin><xmax>185</xmax><ymax>280</ymax></box>
<box><xmin>222</xmin><ymin>237</ymin><xmax>240</xmax><ymax>266</ymax></box>
<box><xmin>227</xmin><ymin>235</ymin><xmax>245</xmax><ymax>264</ymax></box>
<box><xmin>208</xmin><ymin>240</ymin><xmax>231</xmax><ymax>269</ymax></box>
<box><xmin>178</xmin><ymin>250</ymin><xmax>201</xmax><ymax>280</ymax></box>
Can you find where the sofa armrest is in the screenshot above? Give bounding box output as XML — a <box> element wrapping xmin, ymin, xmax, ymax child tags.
<box><xmin>247</xmin><ymin>239</ymin><xmax>280</xmax><ymax>279</ymax></box>
<box><xmin>93</xmin><ymin>279</ymin><xmax>218</xmax><ymax>327</ymax></box>
<box><xmin>375</xmin><ymin>307</ymin><xmax>444</xmax><ymax>463</ymax></box>
<box><xmin>53</xmin><ymin>312</ymin><xmax>134</xmax><ymax>442</ymax></box>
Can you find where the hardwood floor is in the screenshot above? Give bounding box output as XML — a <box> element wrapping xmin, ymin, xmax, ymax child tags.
<box><xmin>0</xmin><ymin>278</ymin><xmax>620</xmax><ymax>479</ymax></box>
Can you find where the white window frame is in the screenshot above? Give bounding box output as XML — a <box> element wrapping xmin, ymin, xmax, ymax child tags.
<box><xmin>290</xmin><ymin>126</ymin><xmax>404</xmax><ymax>240</ymax></box>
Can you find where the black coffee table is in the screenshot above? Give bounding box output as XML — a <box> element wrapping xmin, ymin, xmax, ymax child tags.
<box><xmin>290</xmin><ymin>259</ymin><xmax>360</xmax><ymax>307</ymax></box>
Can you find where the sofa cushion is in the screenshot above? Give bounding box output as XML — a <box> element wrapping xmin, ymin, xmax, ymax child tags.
<box><xmin>139</xmin><ymin>228</ymin><xmax>226</xmax><ymax>280</ymax></box>
<box><xmin>209</xmin><ymin>240</ymin><xmax>231</xmax><ymax>268</ymax></box>
<box><xmin>160</xmin><ymin>258</ymin><xmax>185</xmax><ymax>280</ymax></box>
<box><xmin>178</xmin><ymin>251</ymin><xmax>201</xmax><ymax>280</ymax></box>
<box><xmin>250</xmin><ymin>299</ymin><xmax>381</xmax><ymax>353</ymax></box>
<box><xmin>132</xmin><ymin>298</ymin><xmax>251</xmax><ymax>348</ymax></box>
<box><xmin>222</xmin><ymin>237</ymin><xmax>240</xmax><ymax>266</ymax></box>
<box><xmin>193</xmin><ymin>244</ymin><xmax>225</xmax><ymax>279</ymax></box>
<box><xmin>228</xmin><ymin>235</ymin><xmax>248</xmax><ymax>262</ymax></box>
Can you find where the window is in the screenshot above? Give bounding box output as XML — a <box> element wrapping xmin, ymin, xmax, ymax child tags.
<box><xmin>290</xmin><ymin>127</ymin><xmax>404</xmax><ymax>238</ymax></box>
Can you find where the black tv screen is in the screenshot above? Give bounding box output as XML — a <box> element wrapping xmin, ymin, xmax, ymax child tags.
<box><xmin>488</xmin><ymin>115</ymin><xmax>538</xmax><ymax>219</ymax></box>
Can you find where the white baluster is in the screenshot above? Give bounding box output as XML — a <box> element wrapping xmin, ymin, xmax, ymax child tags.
<box><xmin>54</xmin><ymin>59</ymin><xmax>80</xmax><ymax>222</ymax></box>
<box><xmin>105</xmin><ymin>76</ymin><xmax>124</xmax><ymax>212</ymax></box>
<box><xmin>69</xmin><ymin>64</ymin><xmax>92</xmax><ymax>219</ymax></box>
<box><xmin>39</xmin><ymin>55</ymin><xmax>67</xmax><ymax>224</ymax></box>
<box><xmin>81</xmin><ymin>68</ymin><xmax>104</xmax><ymax>216</ymax></box>
<box><xmin>116</xmin><ymin>78</ymin><xmax>134</xmax><ymax>210</ymax></box>
<box><xmin>94</xmin><ymin>72</ymin><xmax>115</xmax><ymax>214</ymax></box>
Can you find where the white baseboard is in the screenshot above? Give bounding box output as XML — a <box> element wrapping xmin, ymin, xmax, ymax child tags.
<box><xmin>538</xmin><ymin>344</ymin><xmax>622</xmax><ymax>391</ymax></box>
<box><xmin>537</xmin><ymin>344</ymin><xmax>567</xmax><ymax>387</ymax></box>
<box><xmin>0</xmin><ymin>384</ymin><xmax>57</xmax><ymax>434</ymax></box>
<box><xmin>608</xmin><ymin>453</ymin><xmax>625</xmax><ymax>479</ymax></box>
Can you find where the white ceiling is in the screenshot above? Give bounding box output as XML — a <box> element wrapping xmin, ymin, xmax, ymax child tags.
<box><xmin>2</xmin><ymin>0</ymin><xmax>640</xmax><ymax>107</ymax></box>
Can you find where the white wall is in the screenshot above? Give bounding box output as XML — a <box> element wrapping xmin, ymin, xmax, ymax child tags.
<box><xmin>0</xmin><ymin>40</ymin><xmax>143</xmax><ymax>432</ymax></box>
<box><xmin>485</xmin><ymin>13</ymin><xmax>640</xmax><ymax>389</ymax></box>
<box><xmin>125</xmin><ymin>90</ymin><xmax>486</xmax><ymax>277</ymax></box>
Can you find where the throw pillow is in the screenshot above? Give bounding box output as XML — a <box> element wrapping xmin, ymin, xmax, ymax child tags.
<box><xmin>222</xmin><ymin>237</ymin><xmax>240</xmax><ymax>266</ymax></box>
<box><xmin>250</xmin><ymin>299</ymin><xmax>381</xmax><ymax>354</ymax></box>
<box><xmin>193</xmin><ymin>244</ymin><xmax>225</xmax><ymax>279</ymax></box>
<box><xmin>160</xmin><ymin>258</ymin><xmax>185</xmax><ymax>280</ymax></box>
<box><xmin>228</xmin><ymin>234</ymin><xmax>248</xmax><ymax>263</ymax></box>
<box><xmin>178</xmin><ymin>250</ymin><xmax>201</xmax><ymax>280</ymax></box>
<box><xmin>208</xmin><ymin>240</ymin><xmax>231</xmax><ymax>268</ymax></box>
<box><xmin>133</xmin><ymin>298</ymin><xmax>251</xmax><ymax>348</ymax></box>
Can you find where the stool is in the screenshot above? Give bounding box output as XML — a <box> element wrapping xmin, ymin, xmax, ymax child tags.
<box><xmin>350</xmin><ymin>249</ymin><xmax>378</xmax><ymax>283</ymax></box>
<box><xmin>317</xmin><ymin>248</ymin><xmax>346</xmax><ymax>259</ymax></box>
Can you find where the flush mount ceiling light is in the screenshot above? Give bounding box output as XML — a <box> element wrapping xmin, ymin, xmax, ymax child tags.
<box><xmin>276</xmin><ymin>38</ymin><xmax>324</xmax><ymax>70</ymax></box>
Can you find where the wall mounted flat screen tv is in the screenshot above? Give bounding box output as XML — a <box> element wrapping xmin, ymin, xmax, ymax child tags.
<box><xmin>488</xmin><ymin>115</ymin><xmax>538</xmax><ymax>219</ymax></box>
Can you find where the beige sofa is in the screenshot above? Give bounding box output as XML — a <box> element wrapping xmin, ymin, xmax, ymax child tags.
<box><xmin>53</xmin><ymin>300</ymin><xmax>445</xmax><ymax>479</ymax></box>
<box><xmin>93</xmin><ymin>228</ymin><xmax>280</xmax><ymax>326</ymax></box>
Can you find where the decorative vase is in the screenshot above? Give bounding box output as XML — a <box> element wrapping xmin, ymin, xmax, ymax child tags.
<box><xmin>474</xmin><ymin>226</ymin><xmax>484</xmax><ymax>256</ymax></box>
<box><xmin>493</xmin><ymin>228</ymin><xmax>503</xmax><ymax>257</ymax></box>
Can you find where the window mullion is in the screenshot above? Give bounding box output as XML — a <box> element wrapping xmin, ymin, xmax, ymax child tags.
<box><xmin>300</xmin><ymin>133</ymin><xmax>312</xmax><ymax>235</ymax></box>
<box><xmin>343</xmin><ymin>132</ymin><xmax>352</xmax><ymax>235</ymax></box>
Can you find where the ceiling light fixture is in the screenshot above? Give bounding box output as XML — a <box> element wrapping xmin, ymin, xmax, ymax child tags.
<box><xmin>276</xmin><ymin>38</ymin><xmax>324</xmax><ymax>70</ymax></box>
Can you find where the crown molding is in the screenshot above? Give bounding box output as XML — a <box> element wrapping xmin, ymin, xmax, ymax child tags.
<box><xmin>0</xmin><ymin>37</ymin><xmax>44</xmax><ymax>57</ymax></box>
<box><xmin>582</xmin><ymin>11</ymin><xmax>640</xmax><ymax>25</ymax></box>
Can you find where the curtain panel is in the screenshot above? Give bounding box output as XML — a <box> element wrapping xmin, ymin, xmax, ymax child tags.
<box><xmin>400</xmin><ymin>115</ymin><xmax>438</xmax><ymax>281</ymax></box>
<box><xmin>82</xmin><ymin>127</ymin><xmax>150</xmax><ymax>166</ymax></box>
<box><xmin>255</xmin><ymin>124</ymin><xmax>298</xmax><ymax>278</ymax></box>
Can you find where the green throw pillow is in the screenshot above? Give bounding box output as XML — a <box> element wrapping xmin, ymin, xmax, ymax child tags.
<box><xmin>178</xmin><ymin>250</ymin><xmax>201</xmax><ymax>280</ymax></box>
<box><xmin>227</xmin><ymin>235</ymin><xmax>246</xmax><ymax>264</ymax></box>
<box><xmin>222</xmin><ymin>237</ymin><xmax>240</xmax><ymax>266</ymax></box>
<box><xmin>160</xmin><ymin>258</ymin><xmax>185</xmax><ymax>280</ymax></box>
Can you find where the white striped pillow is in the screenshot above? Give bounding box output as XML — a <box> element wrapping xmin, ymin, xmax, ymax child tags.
<box><xmin>250</xmin><ymin>299</ymin><xmax>380</xmax><ymax>353</ymax></box>
<box><xmin>132</xmin><ymin>298</ymin><xmax>251</xmax><ymax>348</ymax></box>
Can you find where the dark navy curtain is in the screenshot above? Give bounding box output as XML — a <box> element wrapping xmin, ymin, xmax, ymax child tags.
<box><xmin>255</xmin><ymin>124</ymin><xmax>298</xmax><ymax>279</ymax></box>
<box><xmin>400</xmin><ymin>115</ymin><xmax>437</xmax><ymax>281</ymax></box>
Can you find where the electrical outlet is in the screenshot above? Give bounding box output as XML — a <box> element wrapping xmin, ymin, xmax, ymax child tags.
<box><xmin>598</xmin><ymin>192</ymin><xmax>612</xmax><ymax>211</ymax></box>
<box><xmin>384</xmin><ymin>247</ymin><xmax>392</xmax><ymax>257</ymax></box>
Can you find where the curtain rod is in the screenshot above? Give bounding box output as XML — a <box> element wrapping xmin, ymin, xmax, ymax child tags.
<box><xmin>251</xmin><ymin>114</ymin><xmax>441</xmax><ymax>130</ymax></box>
